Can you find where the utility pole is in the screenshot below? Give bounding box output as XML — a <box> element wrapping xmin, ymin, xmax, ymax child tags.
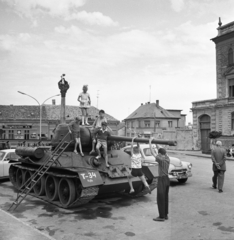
<box><xmin>149</xmin><ymin>85</ymin><xmax>151</xmax><ymax>102</ymax></box>
<box><xmin>97</xmin><ymin>90</ymin><xmax>99</xmax><ymax>109</ymax></box>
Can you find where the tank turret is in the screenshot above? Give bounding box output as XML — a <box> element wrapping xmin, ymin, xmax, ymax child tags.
<box><xmin>51</xmin><ymin>123</ymin><xmax>176</xmax><ymax>152</ymax></box>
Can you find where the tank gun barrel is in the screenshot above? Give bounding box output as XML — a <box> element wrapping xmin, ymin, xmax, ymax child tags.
<box><xmin>107</xmin><ymin>136</ymin><xmax>176</xmax><ymax>146</ymax></box>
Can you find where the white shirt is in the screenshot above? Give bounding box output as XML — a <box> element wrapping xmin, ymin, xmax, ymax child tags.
<box><xmin>131</xmin><ymin>153</ymin><xmax>142</xmax><ymax>169</ymax></box>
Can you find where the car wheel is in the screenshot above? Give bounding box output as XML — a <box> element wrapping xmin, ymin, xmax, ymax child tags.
<box><xmin>178</xmin><ymin>178</ymin><xmax>188</xmax><ymax>183</ymax></box>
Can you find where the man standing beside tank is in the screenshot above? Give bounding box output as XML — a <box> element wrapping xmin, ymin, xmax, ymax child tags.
<box><xmin>211</xmin><ymin>140</ymin><xmax>226</xmax><ymax>193</ymax></box>
<box><xmin>149</xmin><ymin>137</ymin><xmax>170</xmax><ymax>222</ymax></box>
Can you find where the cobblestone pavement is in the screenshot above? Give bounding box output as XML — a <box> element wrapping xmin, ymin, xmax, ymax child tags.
<box><xmin>0</xmin><ymin>154</ymin><xmax>234</xmax><ymax>240</ymax></box>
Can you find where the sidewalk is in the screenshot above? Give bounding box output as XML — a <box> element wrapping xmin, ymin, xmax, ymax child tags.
<box><xmin>0</xmin><ymin>208</ymin><xmax>54</xmax><ymax>240</ymax></box>
<box><xmin>167</xmin><ymin>150</ymin><xmax>234</xmax><ymax>161</ymax></box>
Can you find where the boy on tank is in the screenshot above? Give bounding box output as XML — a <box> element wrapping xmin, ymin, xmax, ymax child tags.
<box><xmin>78</xmin><ymin>85</ymin><xmax>91</xmax><ymax>126</ymax></box>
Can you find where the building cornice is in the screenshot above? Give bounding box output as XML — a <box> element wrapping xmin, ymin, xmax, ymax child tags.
<box><xmin>211</xmin><ymin>31</ymin><xmax>234</xmax><ymax>44</ymax></box>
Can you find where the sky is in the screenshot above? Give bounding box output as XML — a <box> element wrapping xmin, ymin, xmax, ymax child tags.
<box><xmin>0</xmin><ymin>0</ymin><xmax>234</xmax><ymax>123</ymax></box>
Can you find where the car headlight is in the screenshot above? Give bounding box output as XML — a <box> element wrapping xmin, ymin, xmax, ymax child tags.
<box><xmin>188</xmin><ymin>164</ymin><xmax>192</xmax><ymax>169</ymax></box>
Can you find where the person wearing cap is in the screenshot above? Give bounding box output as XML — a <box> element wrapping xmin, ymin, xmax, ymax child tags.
<box><xmin>211</xmin><ymin>140</ymin><xmax>226</xmax><ymax>193</ymax></box>
<box><xmin>149</xmin><ymin>137</ymin><xmax>170</xmax><ymax>222</ymax></box>
<box><xmin>78</xmin><ymin>85</ymin><xmax>91</xmax><ymax>126</ymax></box>
<box><xmin>95</xmin><ymin>121</ymin><xmax>111</xmax><ymax>167</ymax></box>
<box><xmin>69</xmin><ymin>117</ymin><xmax>84</xmax><ymax>157</ymax></box>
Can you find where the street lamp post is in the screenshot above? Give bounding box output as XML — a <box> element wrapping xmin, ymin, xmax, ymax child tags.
<box><xmin>18</xmin><ymin>91</ymin><xmax>60</xmax><ymax>139</ymax></box>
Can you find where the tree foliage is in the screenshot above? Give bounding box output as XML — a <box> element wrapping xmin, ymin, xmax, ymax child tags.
<box><xmin>209</xmin><ymin>131</ymin><xmax>222</xmax><ymax>139</ymax></box>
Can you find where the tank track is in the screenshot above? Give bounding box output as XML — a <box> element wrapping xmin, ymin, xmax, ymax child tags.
<box><xmin>9</xmin><ymin>164</ymin><xmax>99</xmax><ymax>209</ymax></box>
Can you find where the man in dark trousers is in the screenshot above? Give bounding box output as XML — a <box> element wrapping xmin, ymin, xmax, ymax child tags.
<box><xmin>211</xmin><ymin>140</ymin><xmax>226</xmax><ymax>193</ymax></box>
<box><xmin>149</xmin><ymin>137</ymin><xmax>170</xmax><ymax>222</ymax></box>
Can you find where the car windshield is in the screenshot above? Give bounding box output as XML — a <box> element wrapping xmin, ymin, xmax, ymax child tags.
<box><xmin>9</xmin><ymin>152</ymin><xmax>19</xmax><ymax>160</ymax></box>
<box><xmin>143</xmin><ymin>148</ymin><xmax>157</xmax><ymax>157</ymax></box>
<box><xmin>0</xmin><ymin>151</ymin><xmax>6</xmax><ymax>160</ymax></box>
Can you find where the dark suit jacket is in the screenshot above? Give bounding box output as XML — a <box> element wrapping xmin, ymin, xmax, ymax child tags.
<box><xmin>211</xmin><ymin>146</ymin><xmax>226</xmax><ymax>171</ymax></box>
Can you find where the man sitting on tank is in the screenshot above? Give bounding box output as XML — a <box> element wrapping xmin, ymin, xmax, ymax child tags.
<box><xmin>90</xmin><ymin>109</ymin><xmax>111</xmax><ymax>154</ymax></box>
<box><xmin>95</xmin><ymin>121</ymin><xmax>111</xmax><ymax>167</ymax></box>
<box><xmin>69</xmin><ymin>117</ymin><xmax>84</xmax><ymax>157</ymax></box>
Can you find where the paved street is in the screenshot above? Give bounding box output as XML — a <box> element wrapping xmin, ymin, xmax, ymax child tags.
<box><xmin>0</xmin><ymin>153</ymin><xmax>234</xmax><ymax>240</ymax></box>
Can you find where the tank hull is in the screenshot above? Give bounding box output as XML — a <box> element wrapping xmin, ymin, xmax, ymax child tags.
<box><xmin>9</xmin><ymin>149</ymin><xmax>158</xmax><ymax>208</ymax></box>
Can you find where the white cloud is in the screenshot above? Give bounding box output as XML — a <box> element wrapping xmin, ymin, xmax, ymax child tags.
<box><xmin>170</xmin><ymin>0</ymin><xmax>184</xmax><ymax>12</ymax></box>
<box><xmin>0</xmin><ymin>33</ymin><xmax>31</xmax><ymax>51</ymax></box>
<box><xmin>1</xmin><ymin>0</ymin><xmax>86</xmax><ymax>18</ymax></box>
<box><xmin>65</xmin><ymin>11</ymin><xmax>118</xmax><ymax>27</ymax></box>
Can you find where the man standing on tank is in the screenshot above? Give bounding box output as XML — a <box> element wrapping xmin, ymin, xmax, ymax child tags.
<box><xmin>149</xmin><ymin>137</ymin><xmax>170</xmax><ymax>222</ymax></box>
<box><xmin>211</xmin><ymin>140</ymin><xmax>226</xmax><ymax>193</ymax></box>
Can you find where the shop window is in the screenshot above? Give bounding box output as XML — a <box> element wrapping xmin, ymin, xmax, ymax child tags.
<box><xmin>9</xmin><ymin>130</ymin><xmax>14</xmax><ymax>139</ymax></box>
<box><xmin>232</xmin><ymin>112</ymin><xmax>234</xmax><ymax>130</ymax></box>
<box><xmin>229</xmin><ymin>79</ymin><xmax>234</xmax><ymax>97</ymax></box>
<box><xmin>144</xmin><ymin>121</ymin><xmax>150</xmax><ymax>128</ymax></box>
<box><xmin>168</xmin><ymin>121</ymin><xmax>173</xmax><ymax>128</ymax></box>
<box><xmin>228</xmin><ymin>48</ymin><xmax>234</xmax><ymax>66</ymax></box>
<box><xmin>24</xmin><ymin>130</ymin><xmax>30</xmax><ymax>140</ymax></box>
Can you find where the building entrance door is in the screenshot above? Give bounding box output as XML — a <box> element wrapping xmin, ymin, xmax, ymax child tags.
<box><xmin>200</xmin><ymin>115</ymin><xmax>211</xmax><ymax>154</ymax></box>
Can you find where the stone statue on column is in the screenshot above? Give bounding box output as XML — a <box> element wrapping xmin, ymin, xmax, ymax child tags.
<box><xmin>58</xmin><ymin>74</ymin><xmax>69</xmax><ymax>123</ymax></box>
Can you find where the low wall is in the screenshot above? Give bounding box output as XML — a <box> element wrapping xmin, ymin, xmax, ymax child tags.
<box><xmin>214</xmin><ymin>136</ymin><xmax>234</xmax><ymax>149</ymax></box>
<box><xmin>153</xmin><ymin>129</ymin><xmax>194</xmax><ymax>151</ymax></box>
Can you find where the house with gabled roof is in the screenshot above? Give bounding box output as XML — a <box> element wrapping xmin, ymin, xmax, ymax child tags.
<box><xmin>124</xmin><ymin>100</ymin><xmax>186</xmax><ymax>138</ymax></box>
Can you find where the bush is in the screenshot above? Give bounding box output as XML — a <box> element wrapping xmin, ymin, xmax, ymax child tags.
<box><xmin>209</xmin><ymin>131</ymin><xmax>222</xmax><ymax>139</ymax></box>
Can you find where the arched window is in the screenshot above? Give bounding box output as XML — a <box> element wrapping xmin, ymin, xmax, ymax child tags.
<box><xmin>232</xmin><ymin>112</ymin><xmax>234</xmax><ymax>130</ymax></box>
<box><xmin>228</xmin><ymin>48</ymin><xmax>233</xmax><ymax>66</ymax></box>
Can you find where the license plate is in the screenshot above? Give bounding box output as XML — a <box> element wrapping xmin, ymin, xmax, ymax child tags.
<box><xmin>178</xmin><ymin>174</ymin><xmax>187</xmax><ymax>179</ymax></box>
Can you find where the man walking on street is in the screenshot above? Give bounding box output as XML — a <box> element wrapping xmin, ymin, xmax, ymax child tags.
<box><xmin>211</xmin><ymin>141</ymin><xmax>226</xmax><ymax>193</ymax></box>
<box><xmin>149</xmin><ymin>137</ymin><xmax>170</xmax><ymax>222</ymax></box>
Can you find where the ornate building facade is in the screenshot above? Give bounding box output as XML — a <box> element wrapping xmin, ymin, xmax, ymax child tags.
<box><xmin>192</xmin><ymin>19</ymin><xmax>234</xmax><ymax>153</ymax></box>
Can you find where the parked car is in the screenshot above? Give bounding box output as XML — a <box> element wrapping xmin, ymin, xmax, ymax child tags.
<box><xmin>0</xmin><ymin>149</ymin><xmax>19</xmax><ymax>180</ymax></box>
<box><xmin>122</xmin><ymin>144</ymin><xmax>192</xmax><ymax>183</ymax></box>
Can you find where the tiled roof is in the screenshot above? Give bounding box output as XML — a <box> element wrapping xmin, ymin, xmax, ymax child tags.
<box><xmin>0</xmin><ymin>105</ymin><xmax>118</xmax><ymax>122</ymax></box>
<box><xmin>44</xmin><ymin>105</ymin><xmax>118</xmax><ymax>121</ymax></box>
<box><xmin>125</xmin><ymin>103</ymin><xmax>179</xmax><ymax>120</ymax></box>
<box><xmin>0</xmin><ymin>105</ymin><xmax>46</xmax><ymax>119</ymax></box>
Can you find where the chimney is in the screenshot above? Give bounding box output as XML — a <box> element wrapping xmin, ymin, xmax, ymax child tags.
<box><xmin>52</xmin><ymin>99</ymin><xmax>56</xmax><ymax>105</ymax></box>
<box><xmin>141</xmin><ymin>103</ymin><xmax>143</xmax><ymax>106</ymax></box>
<box><xmin>156</xmin><ymin>100</ymin><xmax>159</xmax><ymax>107</ymax></box>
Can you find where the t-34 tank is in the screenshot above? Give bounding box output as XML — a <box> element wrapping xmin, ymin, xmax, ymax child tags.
<box><xmin>9</xmin><ymin>124</ymin><xmax>176</xmax><ymax>209</ymax></box>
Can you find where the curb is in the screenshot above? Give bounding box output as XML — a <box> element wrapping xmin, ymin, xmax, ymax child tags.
<box><xmin>168</xmin><ymin>151</ymin><xmax>234</xmax><ymax>161</ymax></box>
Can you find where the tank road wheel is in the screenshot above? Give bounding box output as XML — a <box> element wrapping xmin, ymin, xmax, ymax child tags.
<box><xmin>16</xmin><ymin>168</ymin><xmax>24</xmax><ymax>189</ymax></box>
<box><xmin>23</xmin><ymin>170</ymin><xmax>33</xmax><ymax>191</ymax></box>
<box><xmin>9</xmin><ymin>165</ymin><xmax>18</xmax><ymax>189</ymax></box>
<box><xmin>58</xmin><ymin>178</ymin><xmax>76</xmax><ymax>208</ymax></box>
<box><xmin>33</xmin><ymin>175</ymin><xmax>45</xmax><ymax>196</ymax></box>
<box><xmin>45</xmin><ymin>175</ymin><xmax>59</xmax><ymax>201</ymax></box>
